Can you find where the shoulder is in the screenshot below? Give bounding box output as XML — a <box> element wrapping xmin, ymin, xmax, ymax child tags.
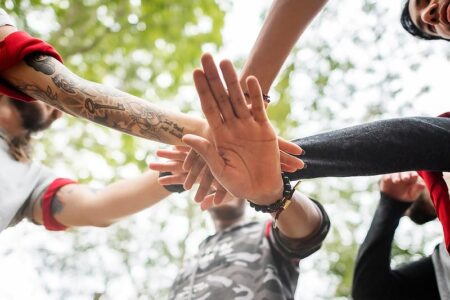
<box><xmin>0</xmin><ymin>9</ymin><xmax>17</xmax><ymax>42</ymax></box>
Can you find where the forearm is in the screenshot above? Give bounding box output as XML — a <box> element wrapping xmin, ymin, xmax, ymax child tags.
<box><xmin>290</xmin><ymin>117</ymin><xmax>450</xmax><ymax>180</ymax></box>
<box><xmin>46</xmin><ymin>171</ymin><xmax>172</xmax><ymax>227</ymax></box>
<box><xmin>84</xmin><ymin>171</ymin><xmax>172</xmax><ymax>226</ymax></box>
<box><xmin>269</xmin><ymin>197</ymin><xmax>330</xmax><ymax>260</ymax></box>
<box><xmin>239</xmin><ymin>0</ymin><xmax>328</xmax><ymax>93</ymax></box>
<box><xmin>274</xmin><ymin>191</ymin><xmax>322</xmax><ymax>239</ymax></box>
<box><xmin>1</xmin><ymin>54</ymin><xmax>207</xmax><ymax>145</ymax></box>
<box><xmin>352</xmin><ymin>194</ymin><xmax>410</xmax><ymax>299</ymax></box>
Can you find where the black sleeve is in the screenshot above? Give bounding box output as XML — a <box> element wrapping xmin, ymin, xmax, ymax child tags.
<box><xmin>352</xmin><ymin>193</ymin><xmax>440</xmax><ymax>300</ymax></box>
<box><xmin>269</xmin><ymin>199</ymin><xmax>330</xmax><ymax>261</ymax></box>
<box><xmin>288</xmin><ymin>117</ymin><xmax>450</xmax><ymax>180</ymax></box>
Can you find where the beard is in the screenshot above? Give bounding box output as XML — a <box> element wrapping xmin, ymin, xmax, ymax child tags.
<box><xmin>208</xmin><ymin>199</ymin><xmax>246</xmax><ymax>222</ymax></box>
<box><xmin>10</xmin><ymin>100</ymin><xmax>54</xmax><ymax>132</ymax></box>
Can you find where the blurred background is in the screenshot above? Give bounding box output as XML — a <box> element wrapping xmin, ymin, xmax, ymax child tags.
<box><xmin>0</xmin><ymin>0</ymin><xmax>448</xmax><ymax>299</ymax></box>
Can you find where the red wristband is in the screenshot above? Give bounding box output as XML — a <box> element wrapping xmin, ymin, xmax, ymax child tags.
<box><xmin>41</xmin><ymin>178</ymin><xmax>77</xmax><ymax>231</ymax></box>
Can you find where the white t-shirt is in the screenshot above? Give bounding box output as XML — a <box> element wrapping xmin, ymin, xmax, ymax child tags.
<box><xmin>0</xmin><ymin>136</ymin><xmax>57</xmax><ymax>231</ymax></box>
<box><xmin>432</xmin><ymin>243</ymin><xmax>450</xmax><ymax>300</ymax></box>
<box><xmin>0</xmin><ymin>9</ymin><xmax>15</xmax><ymax>27</ymax></box>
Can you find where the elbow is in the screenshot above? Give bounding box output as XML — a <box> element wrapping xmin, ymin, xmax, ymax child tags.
<box><xmin>88</xmin><ymin>218</ymin><xmax>116</xmax><ymax>228</ymax></box>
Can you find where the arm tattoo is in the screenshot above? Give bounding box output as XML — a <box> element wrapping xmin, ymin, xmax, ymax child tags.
<box><xmin>50</xmin><ymin>194</ymin><xmax>65</xmax><ymax>215</ymax></box>
<box><xmin>18</xmin><ymin>53</ymin><xmax>185</xmax><ymax>143</ymax></box>
<box><xmin>52</xmin><ymin>74</ymin><xmax>76</xmax><ymax>94</ymax></box>
<box><xmin>25</xmin><ymin>53</ymin><xmax>56</xmax><ymax>75</ymax></box>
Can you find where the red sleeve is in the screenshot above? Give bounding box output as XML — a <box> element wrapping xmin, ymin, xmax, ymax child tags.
<box><xmin>417</xmin><ymin>111</ymin><xmax>450</xmax><ymax>253</ymax></box>
<box><xmin>41</xmin><ymin>178</ymin><xmax>77</xmax><ymax>231</ymax></box>
<box><xmin>0</xmin><ymin>31</ymin><xmax>63</xmax><ymax>102</ymax></box>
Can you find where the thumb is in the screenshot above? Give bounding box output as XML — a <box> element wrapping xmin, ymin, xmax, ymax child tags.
<box><xmin>182</xmin><ymin>134</ymin><xmax>225</xmax><ymax>177</ymax></box>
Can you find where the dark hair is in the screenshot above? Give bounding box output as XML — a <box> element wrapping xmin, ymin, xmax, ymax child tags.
<box><xmin>0</xmin><ymin>130</ymin><xmax>32</xmax><ymax>162</ymax></box>
<box><xmin>400</xmin><ymin>0</ymin><xmax>449</xmax><ymax>41</ymax></box>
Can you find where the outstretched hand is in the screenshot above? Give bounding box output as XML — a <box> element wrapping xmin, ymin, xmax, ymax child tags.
<box><xmin>149</xmin><ymin>146</ymin><xmax>229</xmax><ymax>210</ymax></box>
<box><xmin>380</xmin><ymin>172</ymin><xmax>426</xmax><ymax>203</ymax></box>
<box><xmin>182</xmin><ymin>54</ymin><xmax>287</xmax><ymax>205</ymax></box>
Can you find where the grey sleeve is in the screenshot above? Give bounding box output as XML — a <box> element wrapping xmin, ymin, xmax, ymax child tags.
<box><xmin>288</xmin><ymin>117</ymin><xmax>450</xmax><ymax>180</ymax></box>
<box><xmin>269</xmin><ymin>199</ymin><xmax>330</xmax><ymax>261</ymax></box>
<box><xmin>9</xmin><ymin>164</ymin><xmax>58</xmax><ymax>227</ymax></box>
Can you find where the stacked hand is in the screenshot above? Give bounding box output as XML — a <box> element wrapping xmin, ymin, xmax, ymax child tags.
<box><xmin>155</xmin><ymin>54</ymin><xmax>304</xmax><ymax>209</ymax></box>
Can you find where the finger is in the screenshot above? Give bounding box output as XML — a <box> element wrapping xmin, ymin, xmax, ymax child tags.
<box><xmin>156</xmin><ymin>149</ymin><xmax>188</xmax><ymax>161</ymax></box>
<box><xmin>408</xmin><ymin>172</ymin><xmax>419</xmax><ymax>181</ymax></box>
<box><xmin>246</xmin><ymin>76</ymin><xmax>266</xmax><ymax>122</ymax></box>
<box><xmin>403</xmin><ymin>172</ymin><xmax>418</xmax><ymax>184</ymax></box>
<box><xmin>200</xmin><ymin>195</ymin><xmax>215</xmax><ymax>211</ymax></box>
<box><xmin>193</xmin><ymin>68</ymin><xmax>223</xmax><ymax>128</ymax></box>
<box><xmin>382</xmin><ymin>174</ymin><xmax>394</xmax><ymax>185</ymax></box>
<box><xmin>392</xmin><ymin>173</ymin><xmax>401</xmax><ymax>184</ymax></box>
<box><xmin>281</xmin><ymin>163</ymin><xmax>298</xmax><ymax>173</ymax></box>
<box><xmin>194</xmin><ymin>169</ymin><xmax>215</xmax><ymax>203</ymax></box>
<box><xmin>213</xmin><ymin>187</ymin><xmax>228</xmax><ymax>205</ymax></box>
<box><xmin>149</xmin><ymin>161</ymin><xmax>185</xmax><ymax>172</ymax></box>
<box><xmin>412</xmin><ymin>182</ymin><xmax>426</xmax><ymax>193</ymax></box>
<box><xmin>158</xmin><ymin>173</ymin><xmax>187</xmax><ymax>186</ymax></box>
<box><xmin>174</xmin><ymin>145</ymin><xmax>191</xmax><ymax>153</ymax></box>
<box><xmin>278</xmin><ymin>137</ymin><xmax>303</xmax><ymax>156</ymax></box>
<box><xmin>280</xmin><ymin>151</ymin><xmax>304</xmax><ymax>170</ymax></box>
<box><xmin>183</xmin><ymin>149</ymin><xmax>200</xmax><ymax>171</ymax></box>
<box><xmin>220</xmin><ymin>60</ymin><xmax>250</xmax><ymax>119</ymax></box>
<box><xmin>201</xmin><ymin>53</ymin><xmax>235</xmax><ymax>121</ymax></box>
<box><xmin>182</xmin><ymin>134</ymin><xmax>225</xmax><ymax>183</ymax></box>
<box><xmin>184</xmin><ymin>157</ymin><xmax>206</xmax><ymax>190</ymax></box>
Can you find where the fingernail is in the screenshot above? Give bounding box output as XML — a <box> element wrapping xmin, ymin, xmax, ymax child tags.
<box><xmin>301</xmin><ymin>149</ymin><xmax>306</xmax><ymax>156</ymax></box>
<box><xmin>303</xmin><ymin>163</ymin><xmax>308</xmax><ymax>169</ymax></box>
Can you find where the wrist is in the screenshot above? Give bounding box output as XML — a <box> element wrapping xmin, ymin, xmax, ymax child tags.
<box><xmin>249</xmin><ymin>179</ymin><xmax>284</xmax><ymax>205</ymax></box>
<box><xmin>196</xmin><ymin>118</ymin><xmax>210</xmax><ymax>139</ymax></box>
<box><xmin>379</xmin><ymin>192</ymin><xmax>412</xmax><ymax>214</ymax></box>
<box><xmin>247</xmin><ymin>173</ymin><xmax>290</xmax><ymax>208</ymax></box>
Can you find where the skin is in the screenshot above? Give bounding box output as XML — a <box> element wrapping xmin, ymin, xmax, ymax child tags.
<box><xmin>208</xmin><ymin>197</ymin><xmax>246</xmax><ymax>231</ymax></box>
<box><xmin>379</xmin><ymin>171</ymin><xmax>438</xmax><ymax>222</ymax></box>
<box><xmin>32</xmin><ymin>169</ymin><xmax>173</xmax><ymax>227</ymax></box>
<box><xmin>179</xmin><ymin>0</ymin><xmax>328</xmax><ymax>203</ymax></box>
<box><xmin>0</xmin><ymin>97</ymin><xmax>188</xmax><ymax>228</ymax></box>
<box><xmin>408</xmin><ymin>0</ymin><xmax>450</xmax><ymax>39</ymax></box>
<box><xmin>1</xmin><ymin>51</ymin><xmax>205</xmax><ymax>145</ymax></box>
<box><xmin>151</xmin><ymin>146</ymin><xmax>322</xmax><ymax>239</ymax></box>
<box><xmin>379</xmin><ymin>171</ymin><xmax>426</xmax><ymax>203</ymax></box>
<box><xmin>0</xmin><ymin>22</ymin><xmax>303</xmax><ymax>168</ymax></box>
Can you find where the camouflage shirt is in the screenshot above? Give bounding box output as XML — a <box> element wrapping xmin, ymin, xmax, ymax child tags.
<box><xmin>170</xmin><ymin>200</ymin><xmax>330</xmax><ymax>300</ymax></box>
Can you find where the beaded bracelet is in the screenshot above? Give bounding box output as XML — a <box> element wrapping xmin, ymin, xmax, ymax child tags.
<box><xmin>247</xmin><ymin>173</ymin><xmax>302</xmax><ymax>226</ymax></box>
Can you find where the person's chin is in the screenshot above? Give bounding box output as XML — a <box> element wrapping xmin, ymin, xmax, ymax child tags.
<box><xmin>209</xmin><ymin>205</ymin><xmax>244</xmax><ymax>221</ymax></box>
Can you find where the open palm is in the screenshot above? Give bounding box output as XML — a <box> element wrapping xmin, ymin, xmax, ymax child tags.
<box><xmin>183</xmin><ymin>55</ymin><xmax>283</xmax><ymax>204</ymax></box>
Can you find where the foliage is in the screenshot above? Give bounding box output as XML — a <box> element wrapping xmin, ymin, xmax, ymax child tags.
<box><xmin>0</xmin><ymin>0</ymin><xmax>447</xmax><ymax>299</ymax></box>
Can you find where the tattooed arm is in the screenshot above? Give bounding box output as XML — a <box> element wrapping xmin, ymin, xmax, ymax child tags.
<box><xmin>0</xmin><ymin>53</ymin><xmax>207</xmax><ymax>145</ymax></box>
<box><xmin>32</xmin><ymin>170</ymin><xmax>174</xmax><ymax>227</ymax></box>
